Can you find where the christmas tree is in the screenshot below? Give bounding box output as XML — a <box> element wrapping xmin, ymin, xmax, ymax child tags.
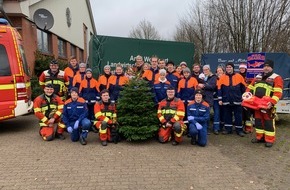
<box><xmin>117</xmin><ymin>77</ymin><xmax>159</xmax><ymax>141</ymax></box>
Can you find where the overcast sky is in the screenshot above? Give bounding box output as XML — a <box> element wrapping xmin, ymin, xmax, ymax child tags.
<box><xmin>90</xmin><ymin>0</ymin><xmax>193</xmax><ymax>40</ymax></box>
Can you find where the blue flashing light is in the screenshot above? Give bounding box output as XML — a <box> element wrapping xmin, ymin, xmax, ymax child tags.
<box><xmin>0</xmin><ymin>18</ymin><xmax>9</xmax><ymax>25</ymax></box>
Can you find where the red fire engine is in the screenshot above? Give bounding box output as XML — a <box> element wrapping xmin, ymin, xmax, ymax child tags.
<box><xmin>0</xmin><ymin>18</ymin><xmax>33</xmax><ymax>121</ymax></box>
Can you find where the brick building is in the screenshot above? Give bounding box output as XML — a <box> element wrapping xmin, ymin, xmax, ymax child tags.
<box><xmin>0</xmin><ymin>0</ymin><xmax>96</xmax><ymax>73</ymax></box>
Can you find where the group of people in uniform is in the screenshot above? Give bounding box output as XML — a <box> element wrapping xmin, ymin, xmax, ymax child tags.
<box><xmin>33</xmin><ymin>55</ymin><xmax>283</xmax><ymax>148</ymax></box>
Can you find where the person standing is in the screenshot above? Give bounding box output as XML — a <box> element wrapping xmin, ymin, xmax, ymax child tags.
<box><xmin>62</xmin><ymin>87</ymin><xmax>91</xmax><ymax>145</ymax></box>
<box><xmin>98</xmin><ymin>65</ymin><xmax>113</xmax><ymax>92</ymax></box>
<box><xmin>64</xmin><ymin>56</ymin><xmax>79</xmax><ymax>92</ymax></box>
<box><xmin>217</xmin><ymin>62</ymin><xmax>247</xmax><ymax>137</ymax></box>
<box><xmin>166</xmin><ymin>61</ymin><xmax>180</xmax><ymax>92</ymax></box>
<box><xmin>79</xmin><ymin>68</ymin><xmax>100</xmax><ymax>121</ymax></box>
<box><xmin>108</xmin><ymin>64</ymin><xmax>129</xmax><ymax>102</ymax></box>
<box><xmin>33</xmin><ymin>84</ymin><xmax>65</xmax><ymax>141</ymax></box>
<box><xmin>187</xmin><ymin>90</ymin><xmax>210</xmax><ymax>146</ymax></box>
<box><xmin>214</xmin><ymin>66</ymin><xmax>225</xmax><ymax>133</ymax></box>
<box><xmin>153</xmin><ymin>69</ymin><xmax>171</xmax><ymax>105</ymax></box>
<box><xmin>239</xmin><ymin>63</ymin><xmax>253</xmax><ymax>133</ymax></box>
<box><xmin>94</xmin><ymin>89</ymin><xmax>119</xmax><ymax>146</ymax></box>
<box><xmin>72</xmin><ymin>62</ymin><xmax>87</xmax><ymax>89</ymax></box>
<box><xmin>39</xmin><ymin>59</ymin><xmax>68</xmax><ymax>101</ymax></box>
<box><xmin>247</xmin><ymin>59</ymin><xmax>283</xmax><ymax>147</ymax></box>
<box><xmin>157</xmin><ymin>86</ymin><xmax>186</xmax><ymax>145</ymax></box>
<box><xmin>177</xmin><ymin>68</ymin><xmax>198</xmax><ymax>121</ymax></box>
<box><xmin>197</xmin><ymin>65</ymin><xmax>218</xmax><ymax>134</ymax></box>
<box><xmin>150</xmin><ymin>55</ymin><xmax>159</xmax><ymax>82</ymax></box>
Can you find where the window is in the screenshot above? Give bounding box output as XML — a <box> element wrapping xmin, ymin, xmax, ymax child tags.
<box><xmin>0</xmin><ymin>44</ymin><xmax>11</xmax><ymax>76</ymax></box>
<box><xmin>70</xmin><ymin>44</ymin><xmax>76</xmax><ymax>57</ymax></box>
<box><xmin>37</xmin><ymin>29</ymin><xmax>50</xmax><ymax>53</ymax></box>
<box><xmin>79</xmin><ymin>49</ymin><xmax>84</xmax><ymax>62</ymax></box>
<box><xmin>58</xmin><ymin>38</ymin><xmax>66</xmax><ymax>57</ymax></box>
<box><xmin>18</xmin><ymin>45</ymin><xmax>30</xmax><ymax>76</ymax></box>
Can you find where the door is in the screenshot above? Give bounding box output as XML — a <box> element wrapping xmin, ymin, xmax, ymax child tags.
<box><xmin>0</xmin><ymin>42</ymin><xmax>16</xmax><ymax>121</ymax></box>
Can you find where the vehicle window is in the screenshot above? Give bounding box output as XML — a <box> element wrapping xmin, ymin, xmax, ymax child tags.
<box><xmin>19</xmin><ymin>45</ymin><xmax>31</xmax><ymax>76</ymax></box>
<box><xmin>0</xmin><ymin>44</ymin><xmax>12</xmax><ymax>76</ymax></box>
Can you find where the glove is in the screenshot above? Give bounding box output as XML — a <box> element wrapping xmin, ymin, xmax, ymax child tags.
<box><xmin>73</xmin><ymin>120</ymin><xmax>80</xmax><ymax>129</ymax></box>
<box><xmin>195</xmin><ymin>122</ymin><xmax>203</xmax><ymax>130</ymax></box>
<box><xmin>188</xmin><ymin>116</ymin><xmax>195</xmax><ymax>121</ymax></box>
<box><xmin>67</xmin><ymin>126</ymin><xmax>73</xmax><ymax>133</ymax></box>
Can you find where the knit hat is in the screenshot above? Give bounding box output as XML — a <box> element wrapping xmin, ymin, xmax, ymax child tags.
<box><xmin>264</xmin><ymin>59</ymin><xmax>274</xmax><ymax>69</ymax></box>
<box><xmin>85</xmin><ymin>68</ymin><xmax>93</xmax><ymax>73</ymax></box>
<box><xmin>79</xmin><ymin>63</ymin><xmax>86</xmax><ymax>68</ymax></box>
<box><xmin>239</xmin><ymin>63</ymin><xmax>247</xmax><ymax>69</ymax></box>
<box><xmin>70</xmin><ymin>87</ymin><xmax>79</xmax><ymax>94</ymax></box>
<box><xmin>226</xmin><ymin>62</ymin><xmax>234</xmax><ymax>68</ymax></box>
<box><xmin>180</xmin><ymin>62</ymin><xmax>187</xmax><ymax>67</ymax></box>
<box><xmin>203</xmin><ymin>64</ymin><xmax>210</xmax><ymax>70</ymax></box>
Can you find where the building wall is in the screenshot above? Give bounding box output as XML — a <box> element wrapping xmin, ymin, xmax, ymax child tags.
<box><xmin>2</xmin><ymin>0</ymin><xmax>96</xmax><ymax>74</ymax></box>
<box><xmin>27</xmin><ymin>0</ymin><xmax>95</xmax><ymax>51</ymax></box>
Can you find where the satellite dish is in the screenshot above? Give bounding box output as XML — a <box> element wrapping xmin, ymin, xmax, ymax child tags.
<box><xmin>33</xmin><ymin>9</ymin><xmax>54</xmax><ymax>30</ymax></box>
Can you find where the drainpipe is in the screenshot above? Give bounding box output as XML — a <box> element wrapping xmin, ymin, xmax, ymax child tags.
<box><xmin>0</xmin><ymin>0</ymin><xmax>13</xmax><ymax>26</ymax></box>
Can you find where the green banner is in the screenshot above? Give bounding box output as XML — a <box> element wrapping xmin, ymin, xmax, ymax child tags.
<box><xmin>89</xmin><ymin>35</ymin><xmax>194</xmax><ymax>77</ymax></box>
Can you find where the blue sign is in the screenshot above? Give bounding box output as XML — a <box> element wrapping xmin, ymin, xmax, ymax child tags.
<box><xmin>247</xmin><ymin>52</ymin><xmax>265</xmax><ymax>79</ymax></box>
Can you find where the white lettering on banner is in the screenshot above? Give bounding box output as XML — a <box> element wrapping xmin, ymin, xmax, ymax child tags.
<box><xmin>107</xmin><ymin>61</ymin><xmax>131</xmax><ymax>69</ymax></box>
<box><xmin>218</xmin><ymin>58</ymin><xmax>247</xmax><ymax>63</ymax></box>
<box><xmin>237</xmin><ymin>58</ymin><xmax>247</xmax><ymax>62</ymax></box>
<box><xmin>129</xmin><ymin>56</ymin><xmax>135</xmax><ymax>61</ymax></box>
<box><xmin>143</xmin><ymin>56</ymin><xmax>150</xmax><ymax>62</ymax></box>
<box><xmin>129</xmin><ymin>55</ymin><xmax>169</xmax><ymax>63</ymax></box>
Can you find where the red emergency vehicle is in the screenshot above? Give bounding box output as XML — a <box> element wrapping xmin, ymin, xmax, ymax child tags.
<box><xmin>0</xmin><ymin>18</ymin><xmax>33</xmax><ymax>121</ymax></box>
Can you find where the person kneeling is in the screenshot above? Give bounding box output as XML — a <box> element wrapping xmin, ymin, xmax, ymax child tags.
<box><xmin>62</xmin><ymin>87</ymin><xmax>91</xmax><ymax>145</ymax></box>
<box><xmin>94</xmin><ymin>89</ymin><xmax>119</xmax><ymax>146</ymax></box>
<box><xmin>187</xmin><ymin>90</ymin><xmax>210</xmax><ymax>147</ymax></box>
<box><xmin>157</xmin><ymin>86</ymin><xmax>186</xmax><ymax>146</ymax></box>
<box><xmin>33</xmin><ymin>84</ymin><xmax>65</xmax><ymax>141</ymax></box>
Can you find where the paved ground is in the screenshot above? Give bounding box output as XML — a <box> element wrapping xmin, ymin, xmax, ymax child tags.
<box><xmin>0</xmin><ymin>114</ymin><xmax>289</xmax><ymax>190</ymax></box>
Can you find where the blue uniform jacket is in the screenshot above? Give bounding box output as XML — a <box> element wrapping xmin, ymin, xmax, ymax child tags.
<box><xmin>203</xmin><ymin>74</ymin><xmax>217</xmax><ymax>107</ymax></box>
<box><xmin>166</xmin><ymin>72</ymin><xmax>179</xmax><ymax>91</ymax></box>
<box><xmin>153</xmin><ymin>81</ymin><xmax>171</xmax><ymax>104</ymax></box>
<box><xmin>187</xmin><ymin>100</ymin><xmax>210</xmax><ymax>126</ymax></box>
<box><xmin>62</xmin><ymin>97</ymin><xmax>88</xmax><ymax>126</ymax></box>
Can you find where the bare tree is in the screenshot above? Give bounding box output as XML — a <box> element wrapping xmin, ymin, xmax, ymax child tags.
<box><xmin>129</xmin><ymin>19</ymin><xmax>161</xmax><ymax>40</ymax></box>
<box><xmin>174</xmin><ymin>0</ymin><xmax>290</xmax><ymax>60</ymax></box>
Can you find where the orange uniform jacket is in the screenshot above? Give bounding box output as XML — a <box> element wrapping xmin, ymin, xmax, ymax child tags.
<box><xmin>94</xmin><ymin>101</ymin><xmax>117</xmax><ymax>125</ymax></box>
<box><xmin>217</xmin><ymin>73</ymin><xmax>246</xmax><ymax>104</ymax></box>
<box><xmin>72</xmin><ymin>71</ymin><xmax>86</xmax><ymax>89</ymax></box>
<box><xmin>107</xmin><ymin>74</ymin><xmax>129</xmax><ymax>101</ymax></box>
<box><xmin>246</xmin><ymin>73</ymin><xmax>283</xmax><ymax>105</ymax></box>
<box><xmin>157</xmin><ymin>97</ymin><xmax>185</xmax><ymax>124</ymax></box>
<box><xmin>98</xmin><ymin>74</ymin><xmax>113</xmax><ymax>92</ymax></box>
<box><xmin>33</xmin><ymin>94</ymin><xmax>64</xmax><ymax>126</ymax></box>
<box><xmin>64</xmin><ymin>66</ymin><xmax>79</xmax><ymax>90</ymax></box>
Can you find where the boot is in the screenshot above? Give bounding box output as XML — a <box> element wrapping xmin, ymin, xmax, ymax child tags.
<box><xmin>172</xmin><ymin>141</ymin><xmax>179</xmax><ymax>146</ymax></box>
<box><xmin>55</xmin><ymin>133</ymin><xmax>65</xmax><ymax>140</ymax></box>
<box><xmin>79</xmin><ymin>136</ymin><xmax>87</xmax><ymax>145</ymax></box>
<box><xmin>265</xmin><ymin>142</ymin><xmax>273</xmax><ymax>148</ymax></box>
<box><xmin>251</xmin><ymin>138</ymin><xmax>265</xmax><ymax>143</ymax></box>
<box><xmin>101</xmin><ymin>141</ymin><xmax>107</xmax><ymax>146</ymax></box>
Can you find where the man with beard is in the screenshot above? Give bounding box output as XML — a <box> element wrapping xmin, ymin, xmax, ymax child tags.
<box><xmin>247</xmin><ymin>59</ymin><xmax>283</xmax><ymax>147</ymax></box>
